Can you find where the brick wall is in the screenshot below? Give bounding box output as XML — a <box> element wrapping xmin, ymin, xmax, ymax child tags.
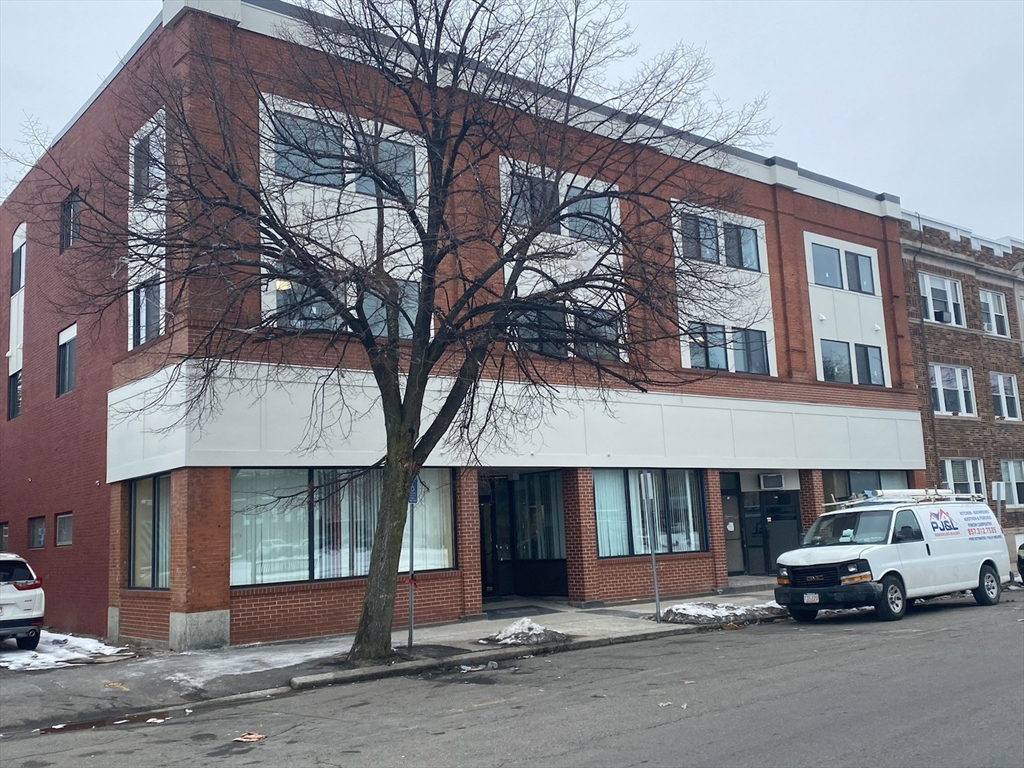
<box><xmin>169</xmin><ymin>467</ymin><xmax>231</xmax><ymax>615</ymax></box>
<box><xmin>799</xmin><ymin>469</ymin><xmax>825</xmax><ymax>530</ymax></box>
<box><xmin>562</xmin><ymin>467</ymin><xmax>599</xmax><ymax>603</ymax></box>
<box><xmin>118</xmin><ymin>589</ymin><xmax>171</xmax><ymax>642</ymax></box>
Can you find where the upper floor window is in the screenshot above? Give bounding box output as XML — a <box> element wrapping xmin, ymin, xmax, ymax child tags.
<box><xmin>132</xmin><ymin>129</ymin><xmax>157</xmax><ymax>202</ymax></box>
<box><xmin>688</xmin><ymin>322</ymin><xmax>727</xmax><ymax>370</ymax></box>
<box><xmin>574</xmin><ymin>306</ymin><xmax>621</xmax><ymax>362</ymax></box>
<box><xmin>507</xmin><ymin>170</ymin><xmax>615</xmax><ymax>242</ymax></box>
<box><xmin>515</xmin><ymin>302</ymin><xmax>570</xmax><ymax>358</ymax></box>
<box><xmin>57</xmin><ymin>324</ymin><xmax>77</xmax><ymax>396</ymax></box>
<box><xmin>509</xmin><ymin>172</ymin><xmax>559</xmax><ymax>233</ymax></box>
<box><xmin>991</xmin><ymin>373</ymin><xmax>1020</xmax><ymax>420</ymax></box>
<box><xmin>564</xmin><ymin>186</ymin><xmax>613</xmax><ymax>243</ymax></box>
<box><xmin>821</xmin><ymin>339</ymin><xmax>852</xmax><ymax>383</ymax></box>
<box><xmin>60</xmin><ymin>190</ymin><xmax>81</xmax><ymax>251</ymax></box>
<box><xmin>10</xmin><ymin>226</ymin><xmax>25</xmax><ymax>295</ymax></box>
<box><xmin>362</xmin><ymin>280</ymin><xmax>417</xmax><ymax>339</ymax></box>
<box><xmin>274</xmin><ymin>112</ymin><xmax>345</xmax><ymax>188</ymax></box>
<box><xmin>732</xmin><ymin>328</ymin><xmax>769</xmax><ymax>375</ymax></box>
<box><xmin>979</xmin><ymin>290</ymin><xmax>1009</xmax><ymax>337</ymax></box>
<box><xmin>919</xmin><ymin>273</ymin><xmax>963</xmax><ymax>326</ymax></box>
<box><xmin>811</xmin><ymin>243</ymin><xmax>875</xmax><ymax>295</ymax></box>
<box><xmin>132</xmin><ymin>278</ymin><xmax>163</xmax><ymax>347</ymax></box>
<box><xmin>854</xmin><ymin>343</ymin><xmax>885</xmax><ymax>386</ymax></box>
<box><xmin>724</xmin><ymin>224</ymin><xmax>760</xmax><ymax>271</ymax></box>
<box><xmin>929</xmin><ymin>363</ymin><xmax>974</xmax><ymax>415</ymax></box>
<box><xmin>6</xmin><ymin>371</ymin><xmax>21</xmax><ymax>420</ymax></box>
<box><xmin>679</xmin><ymin>215</ymin><xmax>718</xmax><ymax>263</ymax></box>
<box><xmin>353</xmin><ymin>134</ymin><xmax>416</xmax><ymax>200</ymax></box>
<box><xmin>55</xmin><ymin>512</ymin><xmax>73</xmax><ymax>546</ymax></box>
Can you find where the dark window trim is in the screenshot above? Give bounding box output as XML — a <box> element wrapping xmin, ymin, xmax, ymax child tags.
<box><xmin>60</xmin><ymin>190</ymin><xmax>81</xmax><ymax>252</ymax></box>
<box><xmin>10</xmin><ymin>242</ymin><xmax>25</xmax><ymax>296</ymax></box>
<box><xmin>723</xmin><ymin>223</ymin><xmax>761</xmax><ymax>272</ymax></box>
<box><xmin>688</xmin><ymin>321</ymin><xmax>728</xmax><ymax>370</ymax></box>
<box><xmin>6</xmin><ymin>370</ymin><xmax>22</xmax><ymax>420</ymax></box>
<box><xmin>854</xmin><ymin>343</ymin><xmax>885</xmax><ymax>387</ymax></box>
<box><xmin>128</xmin><ymin>474</ymin><xmax>171</xmax><ymax>590</ymax></box>
<box><xmin>28</xmin><ymin>516</ymin><xmax>46</xmax><ymax>549</ymax></box>
<box><xmin>57</xmin><ymin>334</ymin><xmax>77</xmax><ymax>397</ymax></box>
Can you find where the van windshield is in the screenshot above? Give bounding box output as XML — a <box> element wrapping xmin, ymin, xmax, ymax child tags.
<box><xmin>803</xmin><ymin>509</ymin><xmax>893</xmax><ymax>547</ymax></box>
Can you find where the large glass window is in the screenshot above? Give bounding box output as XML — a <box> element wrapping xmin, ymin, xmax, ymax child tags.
<box><xmin>1001</xmin><ymin>460</ymin><xmax>1024</xmax><ymax>506</ymax></box>
<box><xmin>724</xmin><ymin>224</ymin><xmax>759</xmax><ymax>271</ymax></box>
<box><xmin>688</xmin><ymin>322</ymin><xmax>727</xmax><ymax>370</ymax></box>
<box><xmin>130</xmin><ymin>474</ymin><xmax>170</xmax><ymax>588</ymax></box>
<box><xmin>979</xmin><ymin>290</ymin><xmax>1009</xmax><ymax>337</ymax></box>
<box><xmin>919</xmin><ymin>273</ymin><xmax>964</xmax><ymax>326</ymax></box>
<box><xmin>230</xmin><ymin>467</ymin><xmax>454</xmax><ymax>586</ymax></box>
<box><xmin>812</xmin><ymin>243</ymin><xmax>842</xmax><ymax>288</ymax></box>
<box><xmin>733</xmin><ymin>328</ymin><xmax>768</xmax><ymax>374</ymax></box>
<box><xmin>929</xmin><ymin>363</ymin><xmax>975</xmax><ymax>415</ymax></box>
<box><xmin>353</xmin><ymin>135</ymin><xmax>416</xmax><ymax>200</ymax></box>
<box><xmin>679</xmin><ymin>214</ymin><xmax>719</xmax><ymax>263</ymax></box>
<box><xmin>845</xmin><ymin>252</ymin><xmax>875</xmax><ymax>294</ymax></box>
<box><xmin>274</xmin><ymin>112</ymin><xmax>345</xmax><ymax>188</ymax></box>
<box><xmin>564</xmin><ymin>186</ymin><xmax>612</xmax><ymax>243</ymax></box>
<box><xmin>593</xmin><ymin>468</ymin><xmax>705</xmax><ymax>557</ymax></box>
<box><xmin>516</xmin><ymin>303</ymin><xmax>569</xmax><ymax>357</ymax></box>
<box><xmin>854</xmin><ymin>343</ymin><xmax>884</xmax><ymax>386</ymax></box>
<box><xmin>821</xmin><ymin>339</ymin><xmax>852</xmax><ymax>383</ymax></box>
<box><xmin>362</xmin><ymin>279</ymin><xmax>417</xmax><ymax>339</ymax></box>
<box><xmin>575</xmin><ymin>307</ymin><xmax>621</xmax><ymax>362</ymax></box>
<box><xmin>991</xmin><ymin>373</ymin><xmax>1020</xmax><ymax>420</ymax></box>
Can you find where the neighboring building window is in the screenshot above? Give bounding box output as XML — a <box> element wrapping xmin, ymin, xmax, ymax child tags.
<box><xmin>6</xmin><ymin>371</ymin><xmax>21</xmax><ymax>420</ymax></box>
<box><xmin>811</xmin><ymin>243</ymin><xmax>843</xmax><ymax>288</ymax></box>
<box><xmin>688</xmin><ymin>322</ymin><xmax>727</xmax><ymax>370</ymax></box>
<box><xmin>724</xmin><ymin>224</ymin><xmax>759</xmax><ymax>271</ymax></box>
<box><xmin>509</xmin><ymin>172</ymin><xmax>559</xmax><ymax>233</ymax></box>
<box><xmin>276</xmin><ymin>272</ymin><xmax>341</xmax><ymax>332</ymax></box>
<box><xmin>575</xmin><ymin>307</ymin><xmax>621</xmax><ymax>362</ymax></box>
<box><xmin>230</xmin><ymin>467</ymin><xmax>454</xmax><ymax>585</ymax></box>
<box><xmin>918</xmin><ymin>273</ymin><xmax>964</xmax><ymax>326</ymax></box>
<box><xmin>845</xmin><ymin>252</ymin><xmax>875</xmax><ymax>295</ymax></box>
<box><xmin>929</xmin><ymin>363</ymin><xmax>975</xmax><ymax>415</ymax></box>
<box><xmin>991</xmin><ymin>373</ymin><xmax>1020</xmax><ymax>420</ymax></box>
<box><xmin>679</xmin><ymin>214</ymin><xmax>718</xmax><ymax>262</ymax></box>
<box><xmin>592</xmin><ymin>468</ymin><xmax>706</xmax><ymax>556</ymax></box>
<box><xmin>0</xmin><ymin>521</ymin><xmax>8</xmax><ymax>551</ymax></box>
<box><xmin>564</xmin><ymin>186</ymin><xmax>612</xmax><ymax>243</ymax></box>
<box><xmin>353</xmin><ymin>134</ymin><xmax>416</xmax><ymax>200</ymax></box>
<box><xmin>273</xmin><ymin>112</ymin><xmax>345</xmax><ymax>188</ymax></box>
<box><xmin>60</xmin><ymin>190</ymin><xmax>81</xmax><ymax>251</ymax></box>
<box><xmin>130</xmin><ymin>474</ymin><xmax>171</xmax><ymax>588</ymax></box>
<box><xmin>516</xmin><ymin>303</ymin><xmax>569</xmax><ymax>357</ymax></box>
<box><xmin>362</xmin><ymin>279</ymin><xmax>417</xmax><ymax>339</ymax></box>
<box><xmin>132</xmin><ymin>278</ymin><xmax>162</xmax><ymax>346</ymax></box>
<box><xmin>55</xmin><ymin>513</ymin><xmax>73</xmax><ymax>546</ymax></box>
<box><xmin>1001</xmin><ymin>460</ymin><xmax>1024</xmax><ymax>506</ymax></box>
<box><xmin>733</xmin><ymin>328</ymin><xmax>769</xmax><ymax>374</ymax></box>
<box><xmin>132</xmin><ymin>129</ymin><xmax>157</xmax><ymax>202</ymax></box>
<box><xmin>10</xmin><ymin>238</ymin><xmax>25</xmax><ymax>295</ymax></box>
<box><xmin>854</xmin><ymin>343</ymin><xmax>884</xmax><ymax>386</ymax></box>
<box><xmin>979</xmin><ymin>290</ymin><xmax>1009</xmax><ymax>337</ymax></box>
<box><xmin>28</xmin><ymin>517</ymin><xmax>45</xmax><ymax>549</ymax></box>
<box><xmin>57</xmin><ymin>324</ymin><xmax>77</xmax><ymax>396</ymax></box>
<box><xmin>821</xmin><ymin>339</ymin><xmax>852</xmax><ymax>383</ymax></box>
<box><xmin>940</xmin><ymin>458</ymin><xmax>984</xmax><ymax>496</ymax></box>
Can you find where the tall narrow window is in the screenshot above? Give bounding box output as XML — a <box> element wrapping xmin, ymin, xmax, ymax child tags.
<box><xmin>28</xmin><ymin>517</ymin><xmax>45</xmax><ymax>549</ymax></box>
<box><xmin>991</xmin><ymin>373</ymin><xmax>1020</xmax><ymax>420</ymax></box>
<box><xmin>55</xmin><ymin>513</ymin><xmax>73</xmax><ymax>546</ymax></box>
<box><xmin>130</xmin><ymin>474</ymin><xmax>171</xmax><ymax>588</ymax></box>
<box><xmin>688</xmin><ymin>322</ymin><xmax>727</xmax><ymax>370</ymax></box>
<box><xmin>57</xmin><ymin>324</ymin><xmax>77</xmax><ymax>396</ymax></box>
<box><xmin>929</xmin><ymin>363</ymin><xmax>975</xmax><ymax>415</ymax></box>
<box><xmin>132</xmin><ymin>279</ymin><xmax>162</xmax><ymax>346</ymax></box>
<box><xmin>854</xmin><ymin>343</ymin><xmax>884</xmax><ymax>386</ymax></box>
<box><xmin>132</xmin><ymin>130</ymin><xmax>156</xmax><ymax>202</ymax></box>
<box><xmin>0</xmin><ymin>522</ymin><xmax>8</xmax><ymax>551</ymax></box>
<box><xmin>979</xmin><ymin>290</ymin><xmax>1009</xmax><ymax>337</ymax></box>
<box><xmin>724</xmin><ymin>224</ymin><xmax>759</xmax><ymax>271</ymax></box>
<box><xmin>845</xmin><ymin>252</ymin><xmax>875</xmax><ymax>295</ymax></box>
<box><xmin>733</xmin><ymin>328</ymin><xmax>768</xmax><ymax>374</ymax></box>
<box><xmin>10</xmin><ymin>241</ymin><xmax>25</xmax><ymax>295</ymax></box>
<box><xmin>6</xmin><ymin>371</ymin><xmax>21</xmax><ymax>420</ymax></box>
<box><xmin>679</xmin><ymin>214</ymin><xmax>719</xmax><ymax>263</ymax></box>
<box><xmin>60</xmin><ymin>191</ymin><xmax>81</xmax><ymax>251</ymax></box>
<box><xmin>821</xmin><ymin>339</ymin><xmax>852</xmax><ymax>383</ymax></box>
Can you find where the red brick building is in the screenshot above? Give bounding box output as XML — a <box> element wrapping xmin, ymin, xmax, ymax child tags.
<box><xmin>1</xmin><ymin>0</ymin><xmax>927</xmax><ymax>649</ymax></box>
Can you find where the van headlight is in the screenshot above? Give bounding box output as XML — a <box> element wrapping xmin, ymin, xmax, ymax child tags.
<box><xmin>777</xmin><ymin>565</ymin><xmax>789</xmax><ymax>585</ymax></box>
<box><xmin>840</xmin><ymin>559</ymin><xmax>872</xmax><ymax>584</ymax></box>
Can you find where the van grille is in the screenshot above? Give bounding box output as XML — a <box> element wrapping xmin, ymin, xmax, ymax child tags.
<box><xmin>790</xmin><ymin>565</ymin><xmax>840</xmax><ymax>588</ymax></box>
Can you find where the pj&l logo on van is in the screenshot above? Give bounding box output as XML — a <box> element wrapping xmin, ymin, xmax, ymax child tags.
<box><xmin>929</xmin><ymin>508</ymin><xmax>960</xmax><ymax>537</ymax></box>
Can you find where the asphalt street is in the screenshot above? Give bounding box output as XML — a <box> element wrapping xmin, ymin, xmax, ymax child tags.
<box><xmin>2</xmin><ymin>594</ymin><xmax>1022</xmax><ymax>768</ymax></box>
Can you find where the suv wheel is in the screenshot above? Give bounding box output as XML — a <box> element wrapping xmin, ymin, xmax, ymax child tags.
<box><xmin>875</xmin><ymin>575</ymin><xmax>906</xmax><ymax>621</ymax></box>
<box><xmin>16</xmin><ymin>633</ymin><xmax>40</xmax><ymax>651</ymax></box>
<box><xmin>972</xmin><ymin>564</ymin><xmax>1001</xmax><ymax>606</ymax></box>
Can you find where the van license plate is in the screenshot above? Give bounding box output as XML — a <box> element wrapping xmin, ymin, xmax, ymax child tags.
<box><xmin>803</xmin><ymin>593</ymin><xmax>820</xmax><ymax>604</ymax></box>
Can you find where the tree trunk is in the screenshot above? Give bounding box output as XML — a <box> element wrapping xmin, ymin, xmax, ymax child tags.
<box><xmin>348</xmin><ymin>455</ymin><xmax>415</xmax><ymax>661</ymax></box>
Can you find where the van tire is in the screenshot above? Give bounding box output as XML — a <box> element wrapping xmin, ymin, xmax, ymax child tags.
<box><xmin>972</xmin><ymin>564</ymin><xmax>1001</xmax><ymax>606</ymax></box>
<box><xmin>16</xmin><ymin>633</ymin><xmax>40</xmax><ymax>651</ymax></box>
<box><xmin>876</xmin><ymin>575</ymin><xmax>906</xmax><ymax>621</ymax></box>
<box><xmin>789</xmin><ymin>608</ymin><xmax>818</xmax><ymax>623</ymax></box>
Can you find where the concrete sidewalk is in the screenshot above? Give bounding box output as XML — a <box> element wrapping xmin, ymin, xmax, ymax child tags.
<box><xmin>0</xmin><ymin>588</ymin><xmax>781</xmax><ymax>736</ymax></box>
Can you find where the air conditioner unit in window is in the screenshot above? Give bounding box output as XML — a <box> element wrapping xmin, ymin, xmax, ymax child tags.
<box><xmin>759</xmin><ymin>473</ymin><xmax>785</xmax><ymax>490</ymax></box>
<box><xmin>934</xmin><ymin>310</ymin><xmax>952</xmax><ymax>323</ymax></box>
<box><xmin>983</xmin><ymin>322</ymin><xmax>994</xmax><ymax>333</ymax></box>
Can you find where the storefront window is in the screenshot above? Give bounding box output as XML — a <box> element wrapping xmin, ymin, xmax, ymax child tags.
<box><xmin>130</xmin><ymin>474</ymin><xmax>170</xmax><ymax>588</ymax></box>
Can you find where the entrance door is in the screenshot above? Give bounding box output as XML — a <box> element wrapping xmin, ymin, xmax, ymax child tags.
<box><xmin>479</xmin><ymin>477</ymin><xmax>514</xmax><ymax>597</ymax></box>
<box><xmin>763</xmin><ymin>490</ymin><xmax>801</xmax><ymax>574</ymax></box>
<box><xmin>722</xmin><ymin>493</ymin><xmax>745</xmax><ymax>575</ymax></box>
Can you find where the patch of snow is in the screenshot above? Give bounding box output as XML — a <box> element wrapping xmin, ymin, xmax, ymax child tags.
<box><xmin>487</xmin><ymin>618</ymin><xmax>568</xmax><ymax>646</ymax></box>
<box><xmin>660</xmin><ymin>600</ymin><xmax>786</xmax><ymax>626</ymax></box>
<box><xmin>0</xmin><ymin>631</ymin><xmax>129</xmax><ymax>671</ymax></box>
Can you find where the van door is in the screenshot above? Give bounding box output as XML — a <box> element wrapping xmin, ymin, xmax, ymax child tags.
<box><xmin>891</xmin><ymin>509</ymin><xmax>933</xmax><ymax>597</ymax></box>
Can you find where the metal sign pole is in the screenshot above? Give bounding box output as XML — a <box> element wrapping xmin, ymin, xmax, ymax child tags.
<box><xmin>407</xmin><ymin>475</ymin><xmax>419</xmax><ymax>650</ymax></box>
<box><xmin>641</xmin><ymin>471</ymin><xmax>662</xmax><ymax>623</ymax></box>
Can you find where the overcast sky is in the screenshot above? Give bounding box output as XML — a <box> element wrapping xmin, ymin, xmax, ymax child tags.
<box><xmin>1</xmin><ymin>0</ymin><xmax>1021</xmax><ymax>238</ymax></box>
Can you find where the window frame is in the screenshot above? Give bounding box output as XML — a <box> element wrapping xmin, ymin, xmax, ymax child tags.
<box><xmin>60</xmin><ymin>191</ymin><xmax>81</xmax><ymax>252</ymax></box>
<box><xmin>132</xmin><ymin>278</ymin><xmax>163</xmax><ymax>347</ymax></box>
<box><xmin>10</xmin><ymin>241</ymin><xmax>25</xmax><ymax>296</ymax></box>
<box><xmin>508</xmin><ymin>171</ymin><xmax>559</xmax><ymax>234</ymax></box>
<box><xmin>28</xmin><ymin>517</ymin><xmax>45</xmax><ymax>549</ymax></box>
<box><xmin>1000</xmin><ymin>460</ymin><xmax>1024</xmax><ymax>506</ymax></box>
<box><xmin>128</xmin><ymin>474</ymin><xmax>171</xmax><ymax>589</ymax></box>
<box><xmin>929</xmin><ymin>363</ymin><xmax>976</xmax><ymax>416</ymax></box>
<box><xmin>845</xmin><ymin>251</ymin><xmax>875</xmax><ymax>295</ymax></box>
<box><xmin>574</xmin><ymin>306</ymin><xmax>622</xmax><ymax>362</ymax></box>
<box><xmin>732</xmin><ymin>327</ymin><xmax>769</xmax><ymax>375</ymax></box>
<box><xmin>273</xmin><ymin>111</ymin><xmax>346</xmax><ymax>189</ymax></box>
<box><xmin>57</xmin><ymin>324</ymin><xmax>77</xmax><ymax>397</ymax></box>
<box><xmin>515</xmin><ymin>302</ymin><xmax>570</xmax><ymax>358</ymax></box>
<box><xmin>352</xmin><ymin>133</ymin><xmax>417</xmax><ymax>201</ymax></box>
<box><xmin>723</xmin><ymin>223</ymin><xmax>760</xmax><ymax>271</ymax></box>
<box><xmin>940</xmin><ymin>458</ymin><xmax>985</xmax><ymax>497</ymax></box>
<box><xmin>811</xmin><ymin>243</ymin><xmax>843</xmax><ymax>289</ymax></box>
<box><xmin>979</xmin><ymin>289</ymin><xmax>1009</xmax><ymax>337</ymax></box>
<box><xmin>990</xmin><ymin>372</ymin><xmax>1020</xmax><ymax>420</ymax></box>
<box><xmin>0</xmin><ymin>521</ymin><xmax>8</xmax><ymax>552</ymax></box>
<box><xmin>132</xmin><ymin>129</ymin><xmax>156</xmax><ymax>203</ymax></box>
<box><xmin>854</xmin><ymin>343</ymin><xmax>885</xmax><ymax>386</ymax></box>
<box><xmin>679</xmin><ymin>214</ymin><xmax>719</xmax><ymax>263</ymax></box>
<box><xmin>6</xmin><ymin>371</ymin><xmax>21</xmax><ymax>420</ymax></box>
<box><xmin>55</xmin><ymin>512</ymin><xmax>73</xmax><ymax>547</ymax></box>
<box><xmin>918</xmin><ymin>272</ymin><xmax>965</xmax><ymax>326</ymax></box>
<box><xmin>821</xmin><ymin>339</ymin><xmax>853</xmax><ymax>383</ymax></box>
<box><xmin>563</xmin><ymin>185</ymin><xmax>613</xmax><ymax>243</ymax></box>
<box><xmin>362</xmin><ymin>279</ymin><xmax>418</xmax><ymax>340</ymax></box>
<box><xmin>688</xmin><ymin>322</ymin><xmax>728</xmax><ymax>371</ymax></box>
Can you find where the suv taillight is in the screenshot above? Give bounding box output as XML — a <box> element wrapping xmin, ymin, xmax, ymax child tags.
<box><xmin>13</xmin><ymin>577</ymin><xmax>42</xmax><ymax>591</ymax></box>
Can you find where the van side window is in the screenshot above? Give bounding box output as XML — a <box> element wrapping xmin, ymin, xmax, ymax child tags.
<box><xmin>892</xmin><ymin>510</ymin><xmax>924</xmax><ymax>543</ymax></box>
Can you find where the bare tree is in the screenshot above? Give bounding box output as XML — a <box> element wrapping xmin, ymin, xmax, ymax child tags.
<box><xmin>13</xmin><ymin>0</ymin><xmax>768</xmax><ymax>660</ymax></box>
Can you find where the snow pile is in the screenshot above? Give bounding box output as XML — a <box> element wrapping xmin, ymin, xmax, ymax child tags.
<box><xmin>660</xmin><ymin>601</ymin><xmax>786</xmax><ymax>626</ymax></box>
<box><xmin>486</xmin><ymin>618</ymin><xmax>568</xmax><ymax>646</ymax></box>
<box><xmin>0</xmin><ymin>631</ymin><xmax>132</xmax><ymax>671</ymax></box>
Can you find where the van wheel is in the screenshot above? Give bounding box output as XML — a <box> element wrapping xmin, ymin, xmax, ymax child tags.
<box><xmin>876</xmin><ymin>575</ymin><xmax>906</xmax><ymax>621</ymax></box>
<box><xmin>789</xmin><ymin>608</ymin><xmax>818</xmax><ymax>623</ymax></box>
<box><xmin>16</xmin><ymin>633</ymin><xmax>40</xmax><ymax>651</ymax></box>
<box><xmin>972</xmin><ymin>564</ymin><xmax>1001</xmax><ymax>606</ymax></box>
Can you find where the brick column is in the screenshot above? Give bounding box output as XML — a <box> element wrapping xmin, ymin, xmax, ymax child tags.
<box><xmin>909</xmin><ymin>469</ymin><xmax>928</xmax><ymax>488</ymax></box>
<box><xmin>454</xmin><ymin>467</ymin><xmax>484</xmax><ymax>619</ymax></box>
<box><xmin>799</xmin><ymin>469</ymin><xmax>825</xmax><ymax>532</ymax></box>
<box><xmin>107</xmin><ymin>482</ymin><xmax>131</xmax><ymax>641</ymax></box>
<box><xmin>168</xmin><ymin>467</ymin><xmax>232</xmax><ymax>650</ymax></box>
<box><xmin>562</xmin><ymin>467</ymin><xmax>601</xmax><ymax>605</ymax></box>
<box><xmin>703</xmin><ymin>470</ymin><xmax>729</xmax><ymax>588</ymax></box>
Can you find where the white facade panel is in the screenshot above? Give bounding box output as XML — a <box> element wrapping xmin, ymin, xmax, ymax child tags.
<box><xmin>107</xmin><ymin>364</ymin><xmax>926</xmax><ymax>482</ymax></box>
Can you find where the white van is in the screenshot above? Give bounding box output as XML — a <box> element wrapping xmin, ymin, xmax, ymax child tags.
<box><xmin>774</xmin><ymin>490</ymin><xmax>1011</xmax><ymax>622</ymax></box>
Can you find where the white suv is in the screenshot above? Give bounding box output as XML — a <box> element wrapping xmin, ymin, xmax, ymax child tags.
<box><xmin>0</xmin><ymin>553</ymin><xmax>45</xmax><ymax>650</ymax></box>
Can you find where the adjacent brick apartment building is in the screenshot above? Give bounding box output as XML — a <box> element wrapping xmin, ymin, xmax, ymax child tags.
<box><xmin>900</xmin><ymin>212</ymin><xmax>1024</xmax><ymax>529</ymax></box>
<box><xmin>1</xmin><ymin>0</ymin><xmax>928</xmax><ymax>650</ymax></box>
